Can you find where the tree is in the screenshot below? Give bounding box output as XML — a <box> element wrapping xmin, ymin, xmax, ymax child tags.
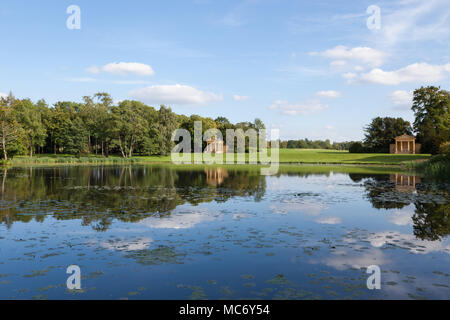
<box><xmin>412</xmin><ymin>86</ymin><xmax>450</xmax><ymax>154</ymax></box>
<box><xmin>364</xmin><ymin>117</ymin><xmax>412</xmax><ymax>153</ymax></box>
<box><xmin>13</xmin><ymin>99</ymin><xmax>46</xmax><ymax>157</ymax></box>
<box><xmin>157</xmin><ymin>106</ymin><xmax>178</xmax><ymax>156</ymax></box>
<box><xmin>0</xmin><ymin>97</ymin><xmax>25</xmax><ymax>160</ymax></box>
<box><xmin>111</xmin><ymin>101</ymin><xmax>147</xmax><ymax>158</ymax></box>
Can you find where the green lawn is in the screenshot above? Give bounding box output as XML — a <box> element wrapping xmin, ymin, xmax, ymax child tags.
<box><xmin>7</xmin><ymin>149</ymin><xmax>431</xmax><ymax>166</ymax></box>
<box><xmin>275</xmin><ymin>149</ymin><xmax>431</xmax><ymax>164</ymax></box>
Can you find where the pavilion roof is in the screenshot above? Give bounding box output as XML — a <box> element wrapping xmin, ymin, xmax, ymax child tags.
<box><xmin>395</xmin><ymin>134</ymin><xmax>416</xmax><ymax>141</ymax></box>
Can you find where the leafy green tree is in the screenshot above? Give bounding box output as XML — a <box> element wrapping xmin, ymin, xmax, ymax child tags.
<box><xmin>0</xmin><ymin>96</ymin><xmax>25</xmax><ymax>160</ymax></box>
<box><xmin>157</xmin><ymin>105</ymin><xmax>178</xmax><ymax>156</ymax></box>
<box><xmin>12</xmin><ymin>99</ymin><xmax>46</xmax><ymax>157</ymax></box>
<box><xmin>412</xmin><ymin>86</ymin><xmax>450</xmax><ymax>154</ymax></box>
<box><xmin>111</xmin><ymin>101</ymin><xmax>148</xmax><ymax>158</ymax></box>
<box><xmin>364</xmin><ymin>117</ymin><xmax>413</xmax><ymax>153</ymax></box>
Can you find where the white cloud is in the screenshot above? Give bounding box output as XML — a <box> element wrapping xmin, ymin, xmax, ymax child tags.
<box><xmin>316</xmin><ymin>90</ymin><xmax>341</xmax><ymax>99</ymax></box>
<box><xmin>269</xmin><ymin>99</ymin><xmax>327</xmax><ymax>116</ymax></box>
<box><xmin>376</xmin><ymin>0</ymin><xmax>450</xmax><ymax>46</ymax></box>
<box><xmin>315</xmin><ymin>216</ymin><xmax>342</xmax><ymax>225</ymax></box>
<box><xmin>87</xmin><ymin>62</ymin><xmax>155</xmax><ymax>77</ymax></box>
<box><xmin>0</xmin><ymin>92</ymin><xmax>7</xmax><ymax>98</ymax></box>
<box><xmin>233</xmin><ymin>94</ymin><xmax>250</xmax><ymax>101</ymax></box>
<box><xmin>129</xmin><ymin>84</ymin><xmax>223</xmax><ymax>105</ymax></box>
<box><xmin>310</xmin><ymin>45</ymin><xmax>387</xmax><ymax>67</ymax></box>
<box><xmin>360</xmin><ymin>62</ymin><xmax>450</xmax><ymax>85</ymax></box>
<box><xmin>389</xmin><ymin>90</ymin><xmax>413</xmax><ymax>109</ymax></box>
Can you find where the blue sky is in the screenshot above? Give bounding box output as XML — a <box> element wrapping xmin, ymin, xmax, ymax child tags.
<box><xmin>1</xmin><ymin>0</ymin><xmax>450</xmax><ymax>141</ymax></box>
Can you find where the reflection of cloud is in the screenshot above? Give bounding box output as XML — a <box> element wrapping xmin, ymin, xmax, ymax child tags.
<box><xmin>140</xmin><ymin>211</ymin><xmax>215</xmax><ymax>229</ymax></box>
<box><xmin>233</xmin><ymin>213</ymin><xmax>250</xmax><ymax>220</ymax></box>
<box><xmin>315</xmin><ymin>216</ymin><xmax>342</xmax><ymax>225</ymax></box>
<box><xmin>388</xmin><ymin>205</ymin><xmax>415</xmax><ymax>226</ymax></box>
<box><xmin>368</xmin><ymin>231</ymin><xmax>450</xmax><ymax>255</ymax></box>
<box><xmin>321</xmin><ymin>248</ymin><xmax>388</xmax><ymax>271</ymax></box>
<box><xmin>271</xmin><ymin>200</ymin><xmax>327</xmax><ymax>216</ymax></box>
<box><xmin>100</xmin><ymin>238</ymin><xmax>153</xmax><ymax>251</ymax></box>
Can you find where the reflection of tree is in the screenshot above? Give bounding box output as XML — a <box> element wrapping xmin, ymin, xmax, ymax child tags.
<box><xmin>356</xmin><ymin>173</ymin><xmax>450</xmax><ymax>242</ymax></box>
<box><xmin>354</xmin><ymin>174</ymin><xmax>409</xmax><ymax>209</ymax></box>
<box><xmin>413</xmin><ymin>201</ymin><xmax>450</xmax><ymax>241</ymax></box>
<box><xmin>0</xmin><ymin>166</ymin><xmax>267</xmax><ymax>230</ymax></box>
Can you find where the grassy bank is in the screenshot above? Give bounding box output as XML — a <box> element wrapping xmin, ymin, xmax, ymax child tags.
<box><xmin>407</xmin><ymin>153</ymin><xmax>450</xmax><ymax>180</ymax></box>
<box><xmin>4</xmin><ymin>149</ymin><xmax>431</xmax><ymax>167</ymax></box>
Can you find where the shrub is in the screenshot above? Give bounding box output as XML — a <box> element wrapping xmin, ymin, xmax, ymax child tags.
<box><xmin>349</xmin><ymin>142</ymin><xmax>366</xmax><ymax>153</ymax></box>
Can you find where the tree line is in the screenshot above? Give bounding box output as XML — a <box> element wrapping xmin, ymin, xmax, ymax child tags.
<box><xmin>0</xmin><ymin>92</ymin><xmax>265</xmax><ymax>161</ymax></box>
<box><xmin>351</xmin><ymin>86</ymin><xmax>450</xmax><ymax>154</ymax></box>
<box><xmin>279</xmin><ymin>139</ymin><xmax>354</xmax><ymax>151</ymax></box>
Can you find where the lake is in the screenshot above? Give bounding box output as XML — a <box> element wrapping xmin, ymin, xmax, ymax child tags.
<box><xmin>0</xmin><ymin>165</ymin><xmax>449</xmax><ymax>300</ymax></box>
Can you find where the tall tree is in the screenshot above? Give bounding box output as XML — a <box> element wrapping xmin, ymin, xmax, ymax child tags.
<box><xmin>13</xmin><ymin>99</ymin><xmax>46</xmax><ymax>157</ymax></box>
<box><xmin>0</xmin><ymin>97</ymin><xmax>25</xmax><ymax>160</ymax></box>
<box><xmin>364</xmin><ymin>117</ymin><xmax>413</xmax><ymax>153</ymax></box>
<box><xmin>111</xmin><ymin>101</ymin><xmax>147</xmax><ymax>158</ymax></box>
<box><xmin>157</xmin><ymin>105</ymin><xmax>178</xmax><ymax>156</ymax></box>
<box><xmin>412</xmin><ymin>86</ymin><xmax>450</xmax><ymax>154</ymax></box>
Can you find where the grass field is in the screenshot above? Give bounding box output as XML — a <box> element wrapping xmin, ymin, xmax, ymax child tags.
<box><xmin>6</xmin><ymin>149</ymin><xmax>431</xmax><ymax>166</ymax></box>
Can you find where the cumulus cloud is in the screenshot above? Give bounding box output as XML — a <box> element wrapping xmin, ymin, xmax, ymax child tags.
<box><xmin>0</xmin><ymin>92</ymin><xmax>7</xmax><ymax>98</ymax></box>
<box><xmin>316</xmin><ymin>90</ymin><xmax>341</xmax><ymax>99</ymax></box>
<box><xmin>360</xmin><ymin>62</ymin><xmax>450</xmax><ymax>85</ymax></box>
<box><xmin>310</xmin><ymin>45</ymin><xmax>387</xmax><ymax>67</ymax></box>
<box><xmin>269</xmin><ymin>100</ymin><xmax>327</xmax><ymax>116</ymax></box>
<box><xmin>129</xmin><ymin>84</ymin><xmax>223</xmax><ymax>106</ymax></box>
<box><xmin>87</xmin><ymin>62</ymin><xmax>155</xmax><ymax>76</ymax></box>
<box><xmin>389</xmin><ymin>90</ymin><xmax>413</xmax><ymax>109</ymax></box>
<box><xmin>233</xmin><ymin>95</ymin><xmax>250</xmax><ymax>101</ymax></box>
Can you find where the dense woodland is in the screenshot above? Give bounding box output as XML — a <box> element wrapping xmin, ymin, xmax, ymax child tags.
<box><xmin>0</xmin><ymin>92</ymin><xmax>269</xmax><ymax>161</ymax></box>
<box><xmin>0</xmin><ymin>86</ymin><xmax>448</xmax><ymax>161</ymax></box>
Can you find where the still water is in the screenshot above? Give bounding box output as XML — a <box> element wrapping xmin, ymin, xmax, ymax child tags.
<box><xmin>0</xmin><ymin>165</ymin><xmax>449</xmax><ymax>300</ymax></box>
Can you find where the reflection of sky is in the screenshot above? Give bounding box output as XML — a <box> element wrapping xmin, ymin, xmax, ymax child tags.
<box><xmin>387</xmin><ymin>205</ymin><xmax>415</xmax><ymax>226</ymax></box>
<box><xmin>1</xmin><ymin>170</ymin><xmax>449</xmax><ymax>300</ymax></box>
<box><xmin>368</xmin><ymin>231</ymin><xmax>450</xmax><ymax>255</ymax></box>
<box><xmin>140</xmin><ymin>208</ymin><xmax>217</xmax><ymax>229</ymax></box>
<box><xmin>100</xmin><ymin>238</ymin><xmax>153</xmax><ymax>251</ymax></box>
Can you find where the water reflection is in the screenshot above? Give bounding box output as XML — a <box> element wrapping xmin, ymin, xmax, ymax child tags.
<box><xmin>350</xmin><ymin>174</ymin><xmax>449</xmax><ymax>241</ymax></box>
<box><xmin>0</xmin><ymin>166</ymin><xmax>448</xmax><ymax>244</ymax></box>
